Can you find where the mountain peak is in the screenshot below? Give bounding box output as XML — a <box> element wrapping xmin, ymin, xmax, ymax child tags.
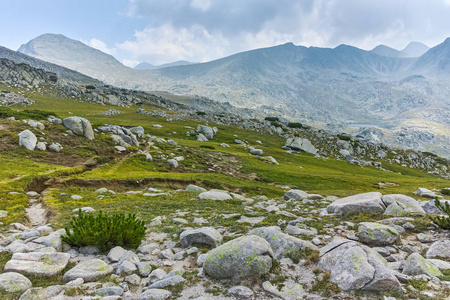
<box><xmin>400</xmin><ymin>41</ymin><xmax>429</xmax><ymax>57</ymax></box>
<box><xmin>370</xmin><ymin>44</ymin><xmax>404</xmax><ymax>58</ymax></box>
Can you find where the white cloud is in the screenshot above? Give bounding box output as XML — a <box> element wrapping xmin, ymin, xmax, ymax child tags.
<box><xmin>82</xmin><ymin>38</ymin><xmax>116</xmax><ymax>55</ymax></box>
<box><xmin>190</xmin><ymin>0</ymin><xmax>212</xmax><ymax>11</ymax></box>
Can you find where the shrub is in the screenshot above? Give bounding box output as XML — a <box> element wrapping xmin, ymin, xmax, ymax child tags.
<box><xmin>264</xmin><ymin>117</ymin><xmax>279</xmax><ymax>122</ymax></box>
<box><xmin>442</xmin><ymin>188</ymin><xmax>450</xmax><ymax>196</ymax></box>
<box><xmin>62</xmin><ymin>210</ymin><xmax>146</xmax><ymax>252</ymax></box>
<box><xmin>288</xmin><ymin>122</ymin><xmax>303</xmax><ymax>128</ymax></box>
<box><xmin>196</xmin><ymin>111</ymin><xmax>206</xmax><ymax>116</ymax></box>
<box><xmin>337</xmin><ymin>134</ymin><xmax>351</xmax><ymax>141</ymax></box>
<box><xmin>430</xmin><ymin>200</ymin><xmax>450</xmax><ymax>229</ymax></box>
<box><xmin>200</xmin><ymin>145</ymin><xmax>215</xmax><ymax>150</ymax></box>
<box><xmin>0</xmin><ymin>106</ymin><xmax>58</xmax><ymax>120</ymax></box>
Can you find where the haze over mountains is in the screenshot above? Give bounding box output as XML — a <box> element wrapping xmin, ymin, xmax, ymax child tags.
<box><xmin>7</xmin><ymin>33</ymin><xmax>450</xmax><ymax>157</ymax></box>
<box><xmin>134</xmin><ymin>60</ymin><xmax>197</xmax><ymax>70</ymax></box>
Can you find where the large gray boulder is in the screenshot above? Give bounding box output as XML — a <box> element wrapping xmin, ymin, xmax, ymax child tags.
<box><xmin>415</xmin><ymin>187</ymin><xmax>437</xmax><ymax>198</ymax></box>
<box><xmin>285</xmin><ymin>137</ymin><xmax>318</xmax><ymax>154</ymax></box>
<box><xmin>248</xmin><ymin>226</ymin><xmax>318</xmax><ymax>261</ymax></box>
<box><xmin>18</xmin><ymin>130</ymin><xmax>37</xmax><ymax>150</ymax></box>
<box><xmin>284</xmin><ymin>189</ymin><xmax>308</xmax><ymax>201</ymax></box>
<box><xmin>63</xmin><ymin>116</ymin><xmax>94</xmax><ymax>140</ymax></box>
<box><xmin>4</xmin><ymin>252</ymin><xmax>70</xmax><ymax>276</ymax></box>
<box><xmin>138</xmin><ymin>289</ymin><xmax>172</xmax><ymax>300</ymax></box>
<box><xmin>199</xmin><ymin>190</ymin><xmax>232</xmax><ymax>201</ymax></box>
<box><xmin>319</xmin><ymin>239</ymin><xmax>401</xmax><ymax>293</ymax></box>
<box><xmin>0</xmin><ymin>272</ymin><xmax>32</xmax><ymax>293</ymax></box>
<box><xmin>180</xmin><ymin>227</ymin><xmax>223</xmax><ymax>248</ymax></box>
<box><xmin>204</xmin><ymin>235</ymin><xmax>273</xmax><ymax>280</ymax></box>
<box><xmin>63</xmin><ymin>259</ymin><xmax>113</xmax><ymax>282</ymax></box>
<box><xmin>358</xmin><ymin>222</ymin><xmax>399</xmax><ymax>246</ymax></box>
<box><xmin>403</xmin><ymin>253</ymin><xmax>443</xmax><ymax>277</ymax></box>
<box><xmin>426</xmin><ymin>240</ymin><xmax>450</xmax><ymax>259</ymax></box>
<box><xmin>196</xmin><ymin>125</ymin><xmax>215</xmax><ymax>140</ymax></box>
<box><xmin>423</xmin><ymin>199</ymin><xmax>450</xmax><ymax>215</ymax></box>
<box><xmin>327</xmin><ymin>192</ymin><xmax>386</xmax><ymax>216</ymax></box>
<box><xmin>381</xmin><ymin>194</ymin><xmax>425</xmax><ymax>215</ymax></box>
<box><xmin>185</xmin><ymin>184</ymin><xmax>207</xmax><ymax>193</ymax></box>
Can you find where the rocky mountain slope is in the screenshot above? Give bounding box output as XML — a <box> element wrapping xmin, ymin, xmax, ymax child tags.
<box><xmin>135</xmin><ymin>60</ymin><xmax>196</xmax><ymax>70</ymax></box>
<box><xmin>15</xmin><ymin>34</ymin><xmax>450</xmax><ymax>158</ymax></box>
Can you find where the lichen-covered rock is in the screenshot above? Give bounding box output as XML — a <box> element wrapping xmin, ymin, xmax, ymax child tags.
<box><xmin>63</xmin><ymin>259</ymin><xmax>113</xmax><ymax>282</ymax></box>
<box><xmin>423</xmin><ymin>199</ymin><xmax>450</xmax><ymax>215</ymax></box>
<box><xmin>204</xmin><ymin>235</ymin><xmax>273</xmax><ymax>280</ymax></box>
<box><xmin>415</xmin><ymin>187</ymin><xmax>436</xmax><ymax>198</ymax></box>
<box><xmin>285</xmin><ymin>137</ymin><xmax>318</xmax><ymax>154</ymax></box>
<box><xmin>107</xmin><ymin>246</ymin><xmax>127</xmax><ymax>262</ymax></box>
<box><xmin>185</xmin><ymin>184</ymin><xmax>207</xmax><ymax>193</ymax></box>
<box><xmin>196</xmin><ymin>125</ymin><xmax>215</xmax><ymax>140</ymax></box>
<box><xmin>248</xmin><ymin>226</ymin><xmax>318</xmax><ymax>261</ymax></box>
<box><xmin>358</xmin><ymin>222</ymin><xmax>399</xmax><ymax>246</ymax></box>
<box><xmin>284</xmin><ymin>189</ymin><xmax>308</xmax><ymax>201</ymax></box>
<box><xmin>426</xmin><ymin>240</ymin><xmax>450</xmax><ymax>259</ymax></box>
<box><xmin>63</xmin><ymin>116</ymin><xmax>94</xmax><ymax>140</ymax></box>
<box><xmin>381</xmin><ymin>194</ymin><xmax>425</xmax><ymax>215</ymax></box>
<box><xmin>18</xmin><ymin>130</ymin><xmax>37</xmax><ymax>150</ymax></box>
<box><xmin>198</xmin><ymin>190</ymin><xmax>232</xmax><ymax>201</ymax></box>
<box><xmin>327</xmin><ymin>192</ymin><xmax>386</xmax><ymax>216</ymax></box>
<box><xmin>180</xmin><ymin>227</ymin><xmax>223</xmax><ymax>248</ymax></box>
<box><xmin>4</xmin><ymin>252</ymin><xmax>70</xmax><ymax>276</ymax></box>
<box><xmin>403</xmin><ymin>253</ymin><xmax>443</xmax><ymax>277</ymax></box>
<box><xmin>138</xmin><ymin>289</ymin><xmax>172</xmax><ymax>300</ymax></box>
<box><xmin>0</xmin><ymin>272</ymin><xmax>32</xmax><ymax>293</ymax></box>
<box><xmin>227</xmin><ymin>286</ymin><xmax>254</xmax><ymax>299</ymax></box>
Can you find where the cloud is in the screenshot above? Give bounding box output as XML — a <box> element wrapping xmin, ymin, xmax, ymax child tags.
<box><xmin>119</xmin><ymin>0</ymin><xmax>450</xmax><ymax>64</ymax></box>
<box><xmin>82</xmin><ymin>38</ymin><xmax>116</xmax><ymax>55</ymax></box>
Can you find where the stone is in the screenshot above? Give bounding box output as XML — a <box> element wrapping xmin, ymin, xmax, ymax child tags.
<box><xmin>285</xmin><ymin>137</ymin><xmax>318</xmax><ymax>154</ymax></box>
<box><xmin>249</xmin><ymin>148</ymin><xmax>263</xmax><ymax>156</ymax></box>
<box><xmin>185</xmin><ymin>184</ymin><xmax>207</xmax><ymax>193</ymax></box>
<box><xmin>204</xmin><ymin>235</ymin><xmax>273</xmax><ymax>280</ymax></box>
<box><xmin>63</xmin><ymin>259</ymin><xmax>113</xmax><ymax>282</ymax></box>
<box><xmin>237</xmin><ymin>216</ymin><xmax>265</xmax><ymax>224</ymax></box>
<box><xmin>158</xmin><ymin>249</ymin><xmax>174</xmax><ymax>260</ymax></box>
<box><xmin>79</xmin><ymin>245</ymin><xmax>99</xmax><ymax>255</ymax></box>
<box><xmin>4</xmin><ymin>252</ymin><xmax>70</xmax><ymax>276</ymax></box>
<box><xmin>0</xmin><ymin>272</ymin><xmax>32</xmax><ymax>293</ymax></box>
<box><xmin>33</xmin><ymin>231</ymin><xmax>63</xmax><ymax>251</ymax></box>
<box><xmin>167</xmin><ymin>159</ymin><xmax>178</xmax><ymax>168</ymax></box>
<box><xmin>148</xmin><ymin>275</ymin><xmax>185</xmax><ymax>289</ymax></box>
<box><xmin>227</xmin><ymin>286</ymin><xmax>254</xmax><ymax>299</ymax></box>
<box><xmin>415</xmin><ymin>187</ymin><xmax>437</xmax><ymax>198</ymax></box>
<box><xmin>426</xmin><ymin>240</ymin><xmax>450</xmax><ymax>259</ymax></box>
<box><xmin>18</xmin><ymin>130</ymin><xmax>37</xmax><ymax>150</ymax></box>
<box><xmin>285</xmin><ymin>224</ymin><xmax>318</xmax><ymax>236</ymax></box>
<box><xmin>248</xmin><ymin>226</ymin><xmax>318</xmax><ymax>260</ymax></box>
<box><xmin>138</xmin><ymin>289</ymin><xmax>171</xmax><ymax>300</ymax></box>
<box><xmin>149</xmin><ymin>269</ymin><xmax>167</xmax><ymax>283</ymax></box>
<box><xmin>92</xmin><ymin>286</ymin><xmax>124</xmax><ymax>297</ymax></box>
<box><xmin>116</xmin><ymin>260</ymin><xmax>137</xmax><ymax>275</ymax></box>
<box><xmin>403</xmin><ymin>253</ymin><xmax>443</xmax><ymax>277</ymax></box>
<box><xmin>327</xmin><ymin>192</ymin><xmax>386</xmax><ymax>216</ymax></box>
<box><xmin>136</xmin><ymin>262</ymin><xmax>152</xmax><ymax>277</ymax></box>
<box><xmin>357</xmin><ymin>222</ymin><xmax>399</xmax><ymax>246</ymax></box>
<box><xmin>138</xmin><ymin>243</ymin><xmax>159</xmax><ymax>255</ymax></box>
<box><xmin>48</xmin><ymin>143</ymin><xmax>62</xmax><ymax>152</ymax></box>
<box><xmin>108</xmin><ymin>246</ymin><xmax>128</xmax><ymax>262</ymax></box>
<box><xmin>125</xmin><ymin>273</ymin><xmax>141</xmax><ymax>285</ymax></box>
<box><xmin>36</xmin><ymin>142</ymin><xmax>46</xmax><ymax>151</ymax></box>
<box><xmin>284</xmin><ymin>189</ymin><xmax>308</xmax><ymax>201</ymax></box>
<box><xmin>417</xmin><ymin>233</ymin><xmax>434</xmax><ymax>243</ymax></box>
<box><xmin>180</xmin><ymin>227</ymin><xmax>223</xmax><ymax>248</ymax></box>
<box><xmin>196</xmin><ymin>134</ymin><xmax>208</xmax><ymax>141</ymax></box>
<box><xmin>381</xmin><ymin>194</ymin><xmax>425</xmax><ymax>215</ymax></box>
<box><xmin>196</xmin><ymin>125</ymin><xmax>215</xmax><ymax>140</ymax></box>
<box><xmin>428</xmin><ymin>259</ymin><xmax>450</xmax><ymax>271</ymax></box>
<box><xmin>199</xmin><ymin>191</ymin><xmax>232</xmax><ymax>201</ymax></box>
<box><xmin>129</xmin><ymin>126</ymin><xmax>144</xmax><ymax>138</ymax></box>
<box><xmin>63</xmin><ymin>116</ymin><xmax>94</xmax><ymax>140</ymax></box>
<box><xmin>423</xmin><ymin>199</ymin><xmax>450</xmax><ymax>214</ymax></box>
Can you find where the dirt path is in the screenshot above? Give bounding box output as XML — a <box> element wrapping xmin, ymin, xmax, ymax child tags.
<box><xmin>25</xmin><ymin>198</ymin><xmax>47</xmax><ymax>227</ymax></box>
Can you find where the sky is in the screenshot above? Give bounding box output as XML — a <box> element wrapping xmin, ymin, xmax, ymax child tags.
<box><xmin>2</xmin><ymin>0</ymin><xmax>450</xmax><ymax>67</ymax></box>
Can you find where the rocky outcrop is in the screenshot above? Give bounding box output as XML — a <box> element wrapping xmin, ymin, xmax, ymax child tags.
<box><xmin>63</xmin><ymin>116</ymin><xmax>94</xmax><ymax>140</ymax></box>
<box><xmin>285</xmin><ymin>137</ymin><xmax>318</xmax><ymax>154</ymax></box>
<box><xmin>327</xmin><ymin>192</ymin><xmax>386</xmax><ymax>216</ymax></box>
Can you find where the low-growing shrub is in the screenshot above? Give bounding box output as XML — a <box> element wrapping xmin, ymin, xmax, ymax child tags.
<box><xmin>430</xmin><ymin>200</ymin><xmax>450</xmax><ymax>229</ymax></box>
<box><xmin>288</xmin><ymin>122</ymin><xmax>303</xmax><ymax>128</ymax></box>
<box><xmin>0</xmin><ymin>106</ymin><xmax>58</xmax><ymax>120</ymax></box>
<box><xmin>62</xmin><ymin>210</ymin><xmax>146</xmax><ymax>252</ymax></box>
<box><xmin>337</xmin><ymin>134</ymin><xmax>352</xmax><ymax>141</ymax></box>
<box><xmin>264</xmin><ymin>117</ymin><xmax>279</xmax><ymax>122</ymax></box>
<box><xmin>442</xmin><ymin>188</ymin><xmax>450</xmax><ymax>196</ymax></box>
<box><xmin>200</xmin><ymin>145</ymin><xmax>215</xmax><ymax>150</ymax></box>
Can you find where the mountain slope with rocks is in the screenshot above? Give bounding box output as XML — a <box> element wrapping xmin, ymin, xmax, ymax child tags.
<box><xmin>1</xmin><ymin>57</ymin><xmax>450</xmax><ymax>299</ymax></box>
<box><xmin>17</xmin><ymin>34</ymin><xmax>450</xmax><ymax>158</ymax></box>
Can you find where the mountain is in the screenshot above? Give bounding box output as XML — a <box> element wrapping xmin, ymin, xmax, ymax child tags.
<box><xmin>370</xmin><ymin>45</ymin><xmax>406</xmax><ymax>58</ymax></box>
<box><xmin>135</xmin><ymin>60</ymin><xmax>196</xmax><ymax>70</ymax></box>
<box><xmin>0</xmin><ymin>45</ymin><xmax>99</xmax><ymax>84</ymax></box>
<box><xmin>18</xmin><ymin>33</ymin><xmax>133</xmax><ymax>83</ymax></box>
<box><xmin>401</xmin><ymin>41</ymin><xmax>429</xmax><ymax>57</ymax></box>
<box><xmin>16</xmin><ymin>34</ymin><xmax>450</xmax><ymax>157</ymax></box>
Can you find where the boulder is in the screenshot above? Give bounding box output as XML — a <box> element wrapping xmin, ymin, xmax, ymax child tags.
<box><xmin>319</xmin><ymin>239</ymin><xmax>401</xmax><ymax>293</ymax></box>
<box><xmin>415</xmin><ymin>187</ymin><xmax>437</xmax><ymax>198</ymax></box>
<box><xmin>285</xmin><ymin>137</ymin><xmax>318</xmax><ymax>154</ymax></box>
<box><xmin>167</xmin><ymin>159</ymin><xmax>178</xmax><ymax>168</ymax></box>
<box><xmin>358</xmin><ymin>222</ymin><xmax>399</xmax><ymax>246</ymax></box>
<box><xmin>63</xmin><ymin>259</ymin><xmax>113</xmax><ymax>282</ymax></box>
<box><xmin>185</xmin><ymin>184</ymin><xmax>207</xmax><ymax>193</ymax></box>
<box><xmin>381</xmin><ymin>194</ymin><xmax>425</xmax><ymax>215</ymax></box>
<box><xmin>0</xmin><ymin>272</ymin><xmax>32</xmax><ymax>293</ymax></box>
<box><xmin>63</xmin><ymin>116</ymin><xmax>94</xmax><ymax>140</ymax></box>
<box><xmin>423</xmin><ymin>199</ymin><xmax>450</xmax><ymax>215</ymax></box>
<box><xmin>284</xmin><ymin>189</ymin><xmax>308</xmax><ymax>201</ymax></box>
<box><xmin>138</xmin><ymin>289</ymin><xmax>172</xmax><ymax>300</ymax></box>
<box><xmin>180</xmin><ymin>227</ymin><xmax>223</xmax><ymax>248</ymax></box>
<box><xmin>196</xmin><ymin>125</ymin><xmax>215</xmax><ymax>140</ymax></box>
<box><xmin>18</xmin><ymin>130</ymin><xmax>37</xmax><ymax>150</ymax></box>
<box><xmin>426</xmin><ymin>240</ymin><xmax>450</xmax><ymax>259</ymax></box>
<box><xmin>4</xmin><ymin>252</ymin><xmax>70</xmax><ymax>276</ymax></box>
<box><xmin>204</xmin><ymin>235</ymin><xmax>273</xmax><ymax>280</ymax></box>
<box><xmin>327</xmin><ymin>192</ymin><xmax>386</xmax><ymax>216</ymax></box>
<box><xmin>199</xmin><ymin>190</ymin><xmax>232</xmax><ymax>201</ymax></box>
<box><xmin>248</xmin><ymin>226</ymin><xmax>318</xmax><ymax>261</ymax></box>
<box><xmin>228</xmin><ymin>286</ymin><xmax>254</xmax><ymax>299</ymax></box>
<box><xmin>249</xmin><ymin>148</ymin><xmax>263</xmax><ymax>156</ymax></box>
<box><xmin>129</xmin><ymin>126</ymin><xmax>144</xmax><ymax>138</ymax></box>
<box><xmin>403</xmin><ymin>253</ymin><xmax>443</xmax><ymax>277</ymax></box>
<box><xmin>196</xmin><ymin>134</ymin><xmax>208</xmax><ymax>141</ymax></box>
<box><xmin>107</xmin><ymin>246</ymin><xmax>127</xmax><ymax>262</ymax></box>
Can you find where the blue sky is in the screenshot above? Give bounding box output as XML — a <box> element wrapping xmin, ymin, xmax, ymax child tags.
<box><xmin>2</xmin><ymin>0</ymin><xmax>450</xmax><ymax>66</ymax></box>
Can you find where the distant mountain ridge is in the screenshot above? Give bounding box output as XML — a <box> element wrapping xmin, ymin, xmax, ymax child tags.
<box><xmin>370</xmin><ymin>41</ymin><xmax>429</xmax><ymax>58</ymax></box>
<box><xmin>135</xmin><ymin>60</ymin><xmax>196</xmax><ymax>70</ymax></box>
<box><xmin>14</xmin><ymin>33</ymin><xmax>450</xmax><ymax>157</ymax></box>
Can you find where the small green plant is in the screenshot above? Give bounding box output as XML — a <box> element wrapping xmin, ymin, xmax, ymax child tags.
<box><xmin>430</xmin><ymin>200</ymin><xmax>450</xmax><ymax>229</ymax></box>
<box><xmin>442</xmin><ymin>187</ymin><xmax>450</xmax><ymax>196</ymax></box>
<box><xmin>288</xmin><ymin>122</ymin><xmax>303</xmax><ymax>128</ymax></box>
<box><xmin>62</xmin><ymin>210</ymin><xmax>146</xmax><ymax>252</ymax></box>
<box><xmin>200</xmin><ymin>145</ymin><xmax>215</xmax><ymax>150</ymax></box>
<box><xmin>264</xmin><ymin>117</ymin><xmax>279</xmax><ymax>122</ymax></box>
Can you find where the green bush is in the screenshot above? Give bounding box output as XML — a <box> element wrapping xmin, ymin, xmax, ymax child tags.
<box><xmin>288</xmin><ymin>122</ymin><xmax>303</xmax><ymax>128</ymax></box>
<box><xmin>265</xmin><ymin>117</ymin><xmax>279</xmax><ymax>122</ymax></box>
<box><xmin>430</xmin><ymin>200</ymin><xmax>450</xmax><ymax>229</ymax></box>
<box><xmin>337</xmin><ymin>134</ymin><xmax>351</xmax><ymax>141</ymax></box>
<box><xmin>0</xmin><ymin>106</ymin><xmax>58</xmax><ymax>120</ymax></box>
<box><xmin>442</xmin><ymin>188</ymin><xmax>450</xmax><ymax>196</ymax></box>
<box><xmin>62</xmin><ymin>210</ymin><xmax>146</xmax><ymax>252</ymax></box>
<box><xmin>200</xmin><ymin>145</ymin><xmax>215</xmax><ymax>150</ymax></box>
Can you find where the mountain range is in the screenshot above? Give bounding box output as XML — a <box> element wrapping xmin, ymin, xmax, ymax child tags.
<box><xmin>7</xmin><ymin>33</ymin><xmax>450</xmax><ymax>157</ymax></box>
<box><xmin>134</xmin><ymin>60</ymin><xmax>197</xmax><ymax>70</ymax></box>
